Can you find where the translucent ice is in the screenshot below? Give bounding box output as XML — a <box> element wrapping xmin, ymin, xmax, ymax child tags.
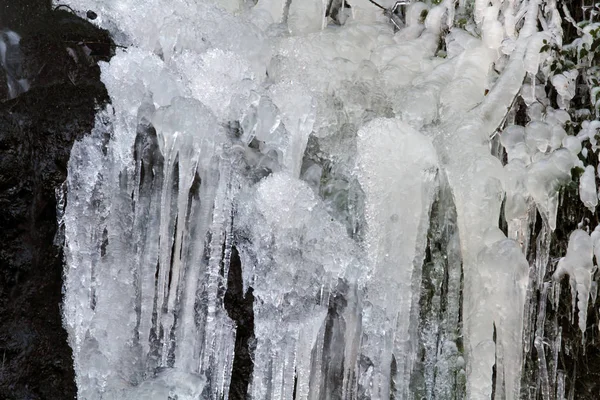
<box><xmin>554</xmin><ymin>230</ymin><xmax>595</xmax><ymax>336</ymax></box>
<box><xmin>474</xmin><ymin>232</ymin><xmax>529</xmax><ymax>399</ymax></box>
<box><xmin>526</xmin><ymin>149</ymin><xmax>576</xmax><ymax>230</ymax></box>
<box><xmin>236</xmin><ymin>172</ymin><xmax>362</xmax><ymax>399</ymax></box>
<box><xmin>551</xmin><ymin>69</ymin><xmax>578</xmax><ymax>109</ymax></box>
<box><xmin>501</xmin><ymin>126</ymin><xmax>530</xmax><ymax>163</ymax></box>
<box><xmin>288</xmin><ymin>0</ymin><xmax>327</xmax><ymax>35</ymax></box>
<box><xmin>356</xmin><ymin>117</ymin><xmax>438</xmax><ymax>399</ymax></box>
<box><xmin>58</xmin><ymin>0</ymin><xmax>564</xmax><ymax>397</ymax></box>
<box><xmin>580</xmin><ymin>165</ymin><xmax>598</xmax><ymax>212</ymax></box>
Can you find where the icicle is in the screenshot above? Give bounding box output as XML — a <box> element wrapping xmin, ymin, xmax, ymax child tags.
<box><xmin>535</xmin><ymin>283</ymin><xmax>551</xmax><ymax>399</ymax></box>
<box><xmin>356</xmin><ymin>117</ymin><xmax>438</xmax><ymax>399</ymax></box>
<box><xmin>579</xmin><ymin>165</ymin><xmax>598</xmax><ymax>212</ymax></box>
<box><xmin>552</xmin><ymin>326</ymin><xmax>562</xmax><ymax>388</ymax></box>
<box><xmin>554</xmin><ymin>229</ymin><xmax>595</xmax><ymax>338</ymax></box>
<box><xmin>556</xmin><ymin>370</ymin><xmax>566</xmax><ymax>400</ymax></box>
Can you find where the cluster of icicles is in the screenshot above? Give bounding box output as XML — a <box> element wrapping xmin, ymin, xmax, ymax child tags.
<box><xmin>57</xmin><ymin>0</ymin><xmax>597</xmax><ymax>399</ymax></box>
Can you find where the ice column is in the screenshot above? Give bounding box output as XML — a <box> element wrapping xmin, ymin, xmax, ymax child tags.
<box><xmin>356</xmin><ymin>118</ymin><xmax>438</xmax><ymax>399</ymax></box>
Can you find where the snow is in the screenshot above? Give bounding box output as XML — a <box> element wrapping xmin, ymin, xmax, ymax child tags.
<box><xmin>58</xmin><ymin>0</ymin><xmax>589</xmax><ymax>398</ymax></box>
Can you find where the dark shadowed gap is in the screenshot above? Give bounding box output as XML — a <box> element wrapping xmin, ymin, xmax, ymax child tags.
<box><xmin>293</xmin><ymin>371</ymin><xmax>298</xmax><ymax>399</ymax></box>
<box><xmin>166</xmin><ymin>157</ymin><xmax>179</xmax><ymax>303</ymax></box>
<box><xmin>390</xmin><ymin>354</ymin><xmax>398</xmax><ymax>400</ymax></box>
<box><xmin>320</xmin><ymin>279</ymin><xmax>348</xmax><ymax>400</ymax></box>
<box><xmin>224</xmin><ymin>245</ymin><xmax>255</xmax><ymax>399</ymax></box>
<box><xmin>491</xmin><ymin>323</ymin><xmax>497</xmax><ymax>400</ymax></box>
<box><xmin>498</xmin><ymin>198</ymin><xmax>508</xmax><ymax>236</ymax></box>
<box><xmin>167</xmin><ymin>216</ymin><xmax>178</xmax><ymax>295</ymax></box>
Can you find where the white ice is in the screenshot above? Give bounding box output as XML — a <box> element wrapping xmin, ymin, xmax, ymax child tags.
<box><xmin>58</xmin><ymin>0</ymin><xmax>579</xmax><ymax>398</ymax></box>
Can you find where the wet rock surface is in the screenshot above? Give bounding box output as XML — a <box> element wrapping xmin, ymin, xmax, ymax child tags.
<box><xmin>0</xmin><ymin>5</ymin><xmax>112</xmax><ymax>399</ymax></box>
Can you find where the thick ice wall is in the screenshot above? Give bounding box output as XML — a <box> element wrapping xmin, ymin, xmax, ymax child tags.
<box><xmin>60</xmin><ymin>1</ymin><xmax>273</xmax><ymax>398</ymax></box>
<box><xmin>59</xmin><ymin>0</ymin><xmax>573</xmax><ymax>397</ymax></box>
<box><xmin>63</xmin><ymin>95</ymin><xmax>232</xmax><ymax>397</ymax></box>
<box><xmin>62</xmin><ymin>2</ymin><xmax>382</xmax><ymax>398</ymax></box>
<box><xmin>356</xmin><ymin>117</ymin><xmax>438</xmax><ymax>399</ymax></box>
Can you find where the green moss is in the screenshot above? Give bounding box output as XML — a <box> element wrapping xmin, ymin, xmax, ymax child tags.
<box><xmin>571</xmin><ymin>166</ymin><xmax>585</xmax><ymax>181</ymax></box>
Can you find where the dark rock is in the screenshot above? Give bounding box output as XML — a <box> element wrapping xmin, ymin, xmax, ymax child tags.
<box><xmin>0</xmin><ymin>0</ymin><xmax>51</xmax><ymax>32</ymax></box>
<box><xmin>224</xmin><ymin>246</ymin><xmax>255</xmax><ymax>400</ymax></box>
<box><xmin>0</xmin><ymin>8</ymin><xmax>113</xmax><ymax>400</ymax></box>
<box><xmin>86</xmin><ymin>10</ymin><xmax>98</xmax><ymax>21</ymax></box>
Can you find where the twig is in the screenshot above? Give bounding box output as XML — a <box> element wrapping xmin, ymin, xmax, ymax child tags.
<box><xmin>561</xmin><ymin>4</ymin><xmax>585</xmax><ymax>35</ymax></box>
<box><xmin>391</xmin><ymin>0</ymin><xmax>411</xmax><ymax>13</ymax></box>
<box><xmin>67</xmin><ymin>71</ymin><xmax>77</xmax><ymax>85</ymax></box>
<box><xmin>63</xmin><ymin>40</ymin><xmax>128</xmax><ymax>50</ymax></box>
<box><xmin>368</xmin><ymin>0</ymin><xmax>387</xmax><ymax>11</ymax></box>
<box><xmin>490</xmin><ymin>76</ymin><xmax>526</xmax><ymax>139</ymax></box>
<box><xmin>53</xmin><ymin>4</ymin><xmax>78</xmax><ymax>14</ymax></box>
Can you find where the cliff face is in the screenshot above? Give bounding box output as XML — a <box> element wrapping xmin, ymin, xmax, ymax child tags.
<box><xmin>0</xmin><ymin>7</ymin><xmax>112</xmax><ymax>399</ymax></box>
<box><xmin>1</xmin><ymin>1</ymin><xmax>51</xmax><ymax>32</ymax></box>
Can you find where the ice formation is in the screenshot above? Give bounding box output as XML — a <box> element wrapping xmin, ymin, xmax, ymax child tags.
<box><xmin>0</xmin><ymin>30</ymin><xmax>29</xmax><ymax>99</ymax></box>
<box><xmin>554</xmin><ymin>229</ymin><xmax>594</xmax><ymax>337</ymax></box>
<box><xmin>57</xmin><ymin>0</ymin><xmax>597</xmax><ymax>398</ymax></box>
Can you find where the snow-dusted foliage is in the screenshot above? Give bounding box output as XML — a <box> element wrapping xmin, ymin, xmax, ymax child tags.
<box><xmin>57</xmin><ymin>0</ymin><xmax>600</xmax><ymax>398</ymax></box>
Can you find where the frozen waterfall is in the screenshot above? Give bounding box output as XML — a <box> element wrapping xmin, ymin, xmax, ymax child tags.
<box><xmin>57</xmin><ymin>0</ymin><xmax>597</xmax><ymax>398</ymax></box>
